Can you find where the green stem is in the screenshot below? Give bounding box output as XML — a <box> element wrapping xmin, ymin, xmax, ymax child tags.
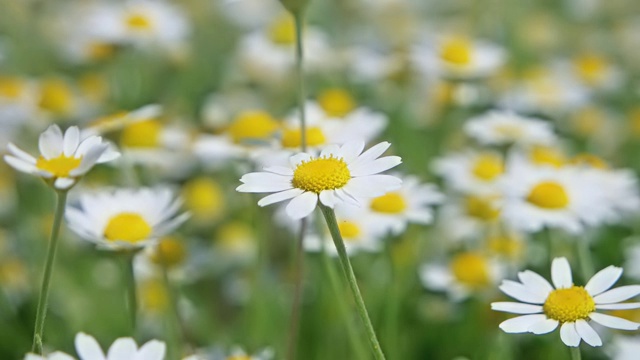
<box><xmin>286</xmin><ymin>219</ymin><xmax>307</xmax><ymax>360</ymax></box>
<box><xmin>293</xmin><ymin>10</ymin><xmax>307</xmax><ymax>152</ymax></box>
<box><xmin>577</xmin><ymin>238</ymin><xmax>595</xmax><ymax>281</ymax></box>
<box><xmin>570</xmin><ymin>346</ymin><xmax>581</xmax><ymax>360</ymax></box>
<box><xmin>160</xmin><ymin>262</ymin><xmax>184</xmax><ymax>359</ymax></box>
<box><xmin>32</xmin><ymin>190</ymin><xmax>68</xmax><ymax>354</ymax></box>
<box><xmin>122</xmin><ymin>252</ymin><xmax>138</xmax><ymax>332</ymax></box>
<box><xmin>319</xmin><ymin>204</ymin><xmax>386</xmax><ymax>360</ymax></box>
<box><xmin>320</xmin><ymin>245</ymin><xmax>369</xmax><ymax>360</ymax></box>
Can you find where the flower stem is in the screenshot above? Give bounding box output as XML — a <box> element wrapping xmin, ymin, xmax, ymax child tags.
<box><xmin>293</xmin><ymin>9</ymin><xmax>307</xmax><ymax>152</ymax></box>
<box><xmin>319</xmin><ymin>204</ymin><xmax>386</xmax><ymax>360</ymax></box>
<box><xmin>122</xmin><ymin>251</ymin><xmax>138</xmax><ymax>332</ymax></box>
<box><xmin>32</xmin><ymin>190</ymin><xmax>68</xmax><ymax>354</ymax></box>
<box><xmin>570</xmin><ymin>346</ymin><xmax>581</xmax><ymax>360</ymax></box>
<box><xmin>160</xmin><ymin>262</ymin><xmax>185</xmax><ymax>359</ymax></box>
<box><xmin>576</xmin><ymin>238</ymin><xmax>595</xmax><ymax>281</ymax></box>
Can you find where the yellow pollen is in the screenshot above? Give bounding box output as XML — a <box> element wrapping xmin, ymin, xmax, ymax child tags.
<box><xmin>291</xmin><ymin>156</ymin><xmax>350</xmax><ymax>193</ymax></box>
<box><xmin>227</xmin><ymin>111</ymin><xmax>280</xmax><ymax>144</ymax></box>
<box><xmin>38</xmin><ymin>79</ymin><xmax>75</xmax><ymax>115</ymax></box>
<box><xmin>150</xmin><ymin>237</ymin><xmax>186</xmax><ymax>268</ymax></box>
<box><xmin>450</xmin><ymin>252</ymin><xmax>491</xmax><ymax>288</ymax></box>
<box><xmin>182</xmin><ymin>177</ymin><xmax>224</xmax><ymax>220</ymax></box>
<box><xmin>440</xmin><ymin>38</ymin><xmax>473</xmax><ymax>65</ymax></box>
<box><xmin>370</xmin><ymin>192</ymin><xmax>407</xmax><ymax>214</ymax></box>
<box><xmin>530</xmin><ymin>146</ymin><xmax>566</xmax><ymax>168</ymax></box>
<box><xmin>281</xmin><ymin>126</ymin><xmax>326</xmax><ymax>148</ymax></box>
<box><xmin>543</xmin><ymin>286</ymin><xmax>595</xmax><ymax>323</ymax></box>
<box><xmin>575</xmin><ymin>54</ymin><xmax>606</xmax><ymax>84</ymax></box>
<box><xmin>465</xmin><ymin>195</ymin><xmax>501</xmax><ymax>221</ymax></box>
<box><xmin>268</xmin><ymin>14</ymin><xmax>297</xmax><ymax>45</ymax></box>
<box><xmin>338</xmin><ymin>221</ymin><xmax>361</xmax><ymax>240</ymax></box>
<box><xmin>126</xmin><ymin>13</ymin><xmax>153</xmax><ymax>30</ymax></box>
<box><xmin>36</xmin><ymin>155</ymin><xmax>82</xmax><ymax>177</ymax></box>
<box><xmin>318</xmin><ymin>88</ymin><xmax>357</xmax><ymax>117</ymax></box>
<box><xmin>121</xmin><ymin>119</ymin><xmax>162</xmax><ymax>148</ymax></box>
<box><xmin>472</xmin><ymin>154</ymin><xmax>504</xmax><ymax>181</ymax></box>
<box><xmin>0</xmin><ymin>77</ymin><xmax>25</xmax><ymax>99</ymax></box>
<box><xmin>104</xmin><ymin>213</ymin><xmax>152</xmax><ymax>243</ymax></box>
<box><xmin>527</xmin><ymin>181</ymin><xmax>569</xmax><ymax>209</ymax></box>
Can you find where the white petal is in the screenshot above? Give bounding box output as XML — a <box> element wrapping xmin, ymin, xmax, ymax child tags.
<box><xmin>96</xmin><ymin>145</ymin><xmax>120</xmax><ymax>163</ymax></box>
<box><xmin>517</xmin><ymin>270</ymin><xmax>554</xmax><ymax>298</ymax></box>
<box><xmin>75</xmin><ymin>332</ymin><xmax>106</xmax><ymax>360</ymax></box>
<box><xmin>70</xmin><ymin>144</ymin><xmax>108</xmax><ymax>176</ymax></box>
<box><xmin>4</xmin><ymin>155</ymin><xmax>38</xmax><ymax>174</ymax></box>
<box><xmin>560</xmin><ymin>322</ymin><xmax>581</xmax><ymax>347</ymax></box>
<box><xmin>593</xmin><ymin>285</ymin><xmax>640</xmax><ymax>304</ymax></box>
<box><xmin>491</xmin><ymin>302</ymin><xmax>543</xmax><ymax>314</ymax></box>
<box><xmin>106</xmin><ymin>338</ymin><xmax>138</xmax><ymax>360</ymax></box>
<box><xmin>349</xmin><ymin>141</ymin><xmax>391</xmax><ymax>170</ymax></box>
<box><xmin>76</xmin><ymin>136</ymin><xmax>102</xmax><ymax>156</ymax></box>
<box><xmin>7</xmin><ymin>143</ymin><xmax>36</xmax><ymax>163</ymax></box>
<box><xmin>319</xmin><ymin>190</ymin><xmax>336</xmax><ymax>208</ymax></box>
<box><xmin>54</xmin><ymin>177</ymin><xmax>76</xmax><ymax>190</ymax></box>
<box><xmin>551</xmin><ymin>257</ymin><xmax>573</xmax><ymax>289</ymax></box>
<box><xmin>63</xmin><ymin>126</ymin><xmax>80</xmax><ymax>157</ymax></box>
<box><xmin>263</xmin><ymin>166</ymin><xmax>294</xmax><ymax>175</ymax></box>
<box><xmin>286</xmin><ymin>192</ymin><xmax>318</xmax><ymax>220</ymax></box>
<box><xmin>528</xmin><ymin>319</ymin><xmax>559</xmax><ymax>334</ymax></box>
<box><xmin>343</xmin><ymin>175</ymin><xmax>402</xmax><ymax>198</ymax></box>
<box><xmin>585</xmin><ymin>266</ymin><xmax>623</xmax><ymax>296</ymax></box>
<box><xmin>596</xmin><ymin>303</ymin><xmax>640</xmax><ymax>310</ymax></box>
<box><xmin>257</xmin><ymin>188</ymin><xmax>304</xmax><ymax>207</ymax></box>
<box><xmin>320</xmin><ymin>144</ymin><xmax>340</xmax><ymax>158</ymax></box>
<box><xmin>39</xmin><ymin>125</ymin><xmax>63</xmax><ymax>159</ymax></box>
<box><xmin>135</xmin><ymin>340</ymin><xmax>166</xmax><ymax>360</ymax></box>
<box><xmin>498</xmin><ymin>314</ymin><xmax>547</xmax><ymax>333</ymax></box>
<box><xmin>589</xmin><ymin>312</ymin><xmax>640</xmax><ymax>330</ymax></box>
<box><xmin>349</xmin><ymin>156</ymin><xmax>402</xmax><ymax>177</ymax></box>
<box><xmin>575</xmin><ymin>319</ymin><xmax>602</xmax><ymax>347</ymax></box>
<box><xmin>49</xmin><ymin>352</ymin><xmax>76</xmax><ymax>360</ymax></box>
<box><xmin>289</xmin><ymin>153</ymin><xmax>312</xmax><ymax>167</ymax></box>
<box><xmin>237</xmin><ymin>172</ymin><xmax>293</xmax><ymax>193</ymax></box>
<box><xmin>340</xmin><ymin>140</ymin><xmax>365</xmax><ymax>163</ymax></box>
<box><xmin>499</xmin><ymin>280</ymin><xmax>547</xmax><ymax>304</ymax></box>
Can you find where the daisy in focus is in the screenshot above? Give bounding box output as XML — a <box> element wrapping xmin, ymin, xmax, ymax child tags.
<box><xmin>4</xmin><ymin>125</ymin><xmax>119</xmax><ymax>190</ymax></box>
<box><xmin>492</xmin><ymin>257</ymin><xmax>640</xmax><ymax>347</ymax></box>
<box><xmin>65</xmin><ymin>187</ymin><xmax>190</xmax><ymax>250</ymax></box>
<box><xmin>464</xmin><ymin>110</ymin><xmax>556</xmax><ymax>147</ymax></box>
<box><xmin>237</xmin><ymin>140</ymin><xmax>402</xmax><ymax>220</ymax></box>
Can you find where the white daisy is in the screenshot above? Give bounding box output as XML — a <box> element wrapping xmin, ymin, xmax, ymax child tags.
<box><xmin>492</xmin><ymin>257</ymin><xmax>640</xmax><ymax>347</ymax></box>
<box><xmin>65</xmin><ymin>187</ymin><xmax>190</xmax><ymax>251</ymax></box>
<box><xmin>237</xmin><ymin>140</ymin><xmax>402</xmax><ymax>220</ymax></box>
<box><xmin>432</xmin><ymin>150</ymin><xmax>505</xmax><ymax>194</ymax></box>
<box><xmin>436</xmin><ymin>193</ymin><xmax>503</xmax><ymax>242</ymax></box>
<box><xmin>464</xmin><ymin>110</ymin><xmax>557</xmax><ymax>147</ymax></box>
<box><xmin>366</xmin><ymin>174</ymin><xmax>444</xmax><ymax>235</ymax></box>
<box><xmin>74</xmin><ymin>332</ymin><xmax>166</xmax><ymax>360</ymax></box>
<box><xmin>24</xmin><ymin>353</ymin><xmax>75</xmax><ymax>360</ymax></box>
<box><xmin>4</xmin><ymin>125</ymin><xmax>120</xmax><ymax>190</ymax></box>
<box><xmin>116</xmin><ymin>0</ymin><xmax>190</xmax><ymax>51</ymax></box>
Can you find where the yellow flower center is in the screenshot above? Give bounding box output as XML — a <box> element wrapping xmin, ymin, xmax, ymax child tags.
<box><xmin>281</xmin><ymin>126</ymin><xmax>326</xmax><ymax>148</ymax></box>
<box><xmin>36</xmin><ymin>155</ymin><xmax>82</xmax><ymax>177</ymax></box>
<box><xmin>530</xmin><ymin>146</ymin><xmax>566</xmax><ymax>168</ymax></box>
<box><xmin>574</xmin><ymin>54</ymin><xmax>606</xmax><ymax>84</ymax></box>
<box><xmin>291</xmin><ymin>156</ymin><xmax>351</xmax><ymax>193</ymax></box>
<box><xmin>440</xmin><ymin>38</ymin><xmax>473</xmax><ymax>66</ymax></box>
<box><xmin>338</xmin><ymin>221</ymin><xmax>361</xmax><ymax>240</ymax></box>
<box><xmin>0</xmin><ymin>77</ymin><xmax>25</xmax><ymax>99</ymax></box>
<box><xmin>150</xmin><ymin>237</ymin><xmax>186</xmax><ymax>267</ymax></box>
<box><xmin>141</xmin><ymin>279</ymin><xmax>168</xmax><ymax>312</ymax></box>
<box><xmin>526</xmin><ymin>181</ymin><xmax>570</xmax><ymax>209</ymax></box>
<box><xmin>38</xmin><ymin>79</ymin><xmax>75</xmax><ymax>115</ymax></box>
<box><xmin>370</xmin><ymin>192</ymin><xmax>407</xmax><ymax>214</ymax></box>
<box><xmin>87</xmin><ymin>42</ymin><xmax>116</xmax><ymax>61</ymax></box>
<box><xmin>227</xmin><ymin>356</ymin><xmax>252</xmax><ymax>360</ymax></box>
<box><xmin>227</xmin><ymin>110</ymin><xmax>280</xmax><ymax>144</ymax></box>
<box><xmin>487</xmin><ymin>235</ymin><xmax>523</xmax><ymax>259</ymax></box>
<box><xmin>571</xmin><ymin>154</ymin><xmax>608</xmax><ymax>169</ymax></box>
<box><xmin>182</xmin><ymin>177</ymin><xmax>224</xmax><ymax>220</ymax></box>
<box><xmin>79</xmin><ymin>73</ymin><xmax>109</xmax><ymax>102</ymax></box>
<box><xmin>121</xmin><ymin>119</ymin><xmax>162</xmax><ymax>148</ymax></box>
<box><xmin>104</xmin><ymin>213</ymin><xmax>152</xmax><ymax>243</ymax></box>
<box><xmin>450</xmin><ymin>252</ymin><xmax>491</xmax><ymax>288</ymax></box>
<box><xmin>543</xmin><ymin>286</ymin><xmax>595</xmax><ymax>323</ymax></box>
<box><xmin>216</xmin><ymin>222</ymin><xmax>255</xmax><ymax>253</ymax></box>
<box><xmin>495</xmin><ymin>123</ymin><xmax>525</xmax><ymax>140</ymax></box>
<box><xmin>126</xmin><ymin>13</ymin><xmax>153</xmax><ymax>30</ymax></box>
<box><xmin>472</xmin><ymin>154</ymin><xmax>504</xmax><ymax>181</ymax></box>
<box><xmin>318</xmin><ymin>88</ymin><xmax>356</xmax><ymax>117</ymax></box>
<box><xmin>464</xmin><ymin>195</ymin><xmax>501</xmax><ymax>221</ymax></box>
<box><xmin>268</xmin><ymin>14</ymin><xmax>297</xmax><ymax>45</ymax></box>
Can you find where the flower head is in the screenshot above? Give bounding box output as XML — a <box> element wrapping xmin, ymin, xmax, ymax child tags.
<box><xmin>237</xmin><ymin>140</ymin><xmax>402</xmax><ymax>220</ymax></box>
<box><xmin>4</xmin><ymin>125</ymin><xmax>119</xmax><ymax>190</ymax></box>
<box><xmin>492</xmin><ymin>257</ymin><xmax>640</xmax><ymax>347</ymax></box>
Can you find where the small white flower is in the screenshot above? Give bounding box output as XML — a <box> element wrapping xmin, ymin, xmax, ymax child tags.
<box><xmin>492</xmin><ymin>257</ymin><xmax>640</xmax><ymax>347</ymax></box>
<box><xmin>24</xmin><ymin>352</ymin><xmax>75</xmax><ymax>360</ymax></box>
<box><xmin>464</xmin><ymin>110</ymin><xmax>557</xmax><ymax>147</ymax></box>
<box><xmin>75</xmin><ymin>332</ymin><xmax>166</xmax><ymax>360</ymax></box>
<box><xmin>65</xmin><ymin>187</ymin><xmax>190</xmax><ymax>250</ymax></box>
<box><xmin>237</xmin><ymin>140</ymin><xmax>402</xmax><ymax>220</ymax></box>
<box><xmin>4</xmin><ymin>125</ymin><xmax>119</xmax><ymax>190</ymax></box>
<box><xmin>432</xmin><ymin>150</ymin><xmax>505</xmax><ymax>194</ymax></box>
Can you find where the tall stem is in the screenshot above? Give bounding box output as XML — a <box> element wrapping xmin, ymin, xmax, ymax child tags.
<box><xmin>160</xmin><ymin>261</ymin><xmax>185</xmax><ymax>359</ymax></box>
<box><xmin>294</xmin><ymin>10</ymin><xmax>307</xmax><ymax>152</ymax></box>
<box><xmin>570</xmin><ymin>346</ymin><xmax>581</xmax><ymax>360</ymax></box>
<box><xmin>319</xmin><ymin>204</ymin><xmax>386</xmax><ymax>360</ymax></box>
<box><xmin>32</xmin><ymin>190</ymin><xmax>68</xmax><ymax>354</ymax></box>
<box><xmin>122</xmin><ymin>252</ymin><xmax>138</xmax><ymax>332</ymax></box>
<box><xmin>577</xmin><ymin>238</ymin><xmax>595</xmax><ymax>281</ymax></box>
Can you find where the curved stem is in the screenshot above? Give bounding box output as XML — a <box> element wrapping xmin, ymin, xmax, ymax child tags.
<box><xmin>32</xmin><ymin>190</ymin><xmax>68</xmax><ymax>354</ymax></box>
<box><xmin>319</xmin><ymin>204</ymin><xmax>386</xmax><ymax>360</ymax></box>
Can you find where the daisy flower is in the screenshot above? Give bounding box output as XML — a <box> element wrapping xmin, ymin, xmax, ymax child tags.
<box><xmin>237</xmin><ymin>140</ymin><xmax>402</xmax><ymax>220</ymax></box>
<box><xmin>25</xmin><ymin>353</ymin><xmax>74</xmax><ymax>360</ymax></box>
<box><xmin>4</xmin><ymin>125</ymin><xmax>119</xmax><ymax>190</ymax></box>
<box><xmin>492</xmin><ymin>257</ymin><xmax>640</xmax><ymax>347</ymax></box>
<box><xmin>464</xmin><ymin>110</ymin><xmax>556</xmax><ymax>147</ymax></box>
<box><xmin>65</xmin><ymin>187</ymin><xmax>190</xmax><ymax>250</ymax></box>
<box><xmin>432</xmin><ymin>150</ymin><xmax>505</xmax><ymax>194</ymax></box>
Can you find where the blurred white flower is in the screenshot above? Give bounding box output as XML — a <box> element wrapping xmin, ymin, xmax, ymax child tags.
<box><xmin>433</xmin><ymin>150</ymin><xmax>505</xmax><ymax>195</ymax></box>
<box><xmin>464</xmin><ymin>110</ymin><xmax>556</xmax><ymax>147</ymax></box>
